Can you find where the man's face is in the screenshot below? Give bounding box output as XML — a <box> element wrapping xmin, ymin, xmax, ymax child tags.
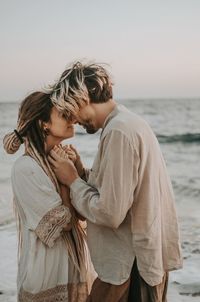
<box><xmin>76</xmin><ymin>104</ymin><xmax>99</xmax><ymax>134</ymax></box>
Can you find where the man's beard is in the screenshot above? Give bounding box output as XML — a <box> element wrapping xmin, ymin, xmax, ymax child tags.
<box><xmin>85</xmin><ymin>126</ymin><xmax>98</xmax><ymax>134</ymax></box>
<box><xmin>82</xmin><ymin>123</ymin><xmax>98</xmax><ymax>134</ymax></box>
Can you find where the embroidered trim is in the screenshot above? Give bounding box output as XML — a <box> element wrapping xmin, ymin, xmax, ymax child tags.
<box><xmin>35</xmin><ymin>205</ymin><xmax>71</xmax><ymax>247</ymax></box>
<box><xmin>19</xmin><ymin>284</ymin><xmax>67</xmax><ymax>302</ymax></box>
<box><xmin>18</xmin><ymin>283</ymin><xmax>88</xmax><ymax>302</ymax></box>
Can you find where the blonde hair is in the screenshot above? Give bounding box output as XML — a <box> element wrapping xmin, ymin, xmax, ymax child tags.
<box><xmin>50</xmin><ymin>61</ymin><xmax>113</xmax><ymax>118</ymax></box>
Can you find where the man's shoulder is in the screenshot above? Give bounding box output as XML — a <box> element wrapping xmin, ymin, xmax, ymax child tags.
<box><xmin>106</xmin><ymin>105</ymin><xmax>147</xmax><ymax>134</ymax></box>
<box><xmin>102</xmin><ymin>104</ymin><xmax>157</xmax><ymax>151</ymax></box>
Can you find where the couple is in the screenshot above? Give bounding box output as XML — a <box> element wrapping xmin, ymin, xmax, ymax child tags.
<box><xmin>4</xmin><ymin>62</ymin><xmax>182</xmax><ymax>302</ymax></box>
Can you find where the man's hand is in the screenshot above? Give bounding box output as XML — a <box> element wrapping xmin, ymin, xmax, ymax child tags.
<box><xmin>69</xmin><ymin>145</ymin><xmax>85</xmax><ymax>178</ymax></box>
<box><xmin>48</xmin><ymin>146</ymin><xmax>79</xmax><ymax>186</ymax></box>
<box><xmin>62</xmin><ymin>144</ymin><xmax>85</xmax><ymax>178</ymax></box>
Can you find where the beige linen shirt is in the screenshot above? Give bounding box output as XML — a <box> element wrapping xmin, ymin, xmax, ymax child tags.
<box><xmin>70</xmin><ymin>104</ymin><xmax>182</xmax><ymax>286</ymax></box>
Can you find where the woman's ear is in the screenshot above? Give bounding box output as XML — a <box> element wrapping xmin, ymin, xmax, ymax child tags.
<box><xmin>40</xmin><ymin>120</ymin><xmax>49</xmax><ymax>129</ymax></box>
<box><xmin>42</xmin><ymin>121</ymin><xmax>48</xmax><ymax>130</ymax></box>
<box><xmin>40</xmin><ymin>120</ymin><xmax>50</xmax><ymax>136</ymax></box>
<box><xmin>44</xmin><ymin>128</ymin><xmax>50</xmax><ymax>136</ymax></box>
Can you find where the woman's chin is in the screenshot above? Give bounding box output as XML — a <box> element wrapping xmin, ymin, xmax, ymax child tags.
<box><xmin>64</xmin><ymin>129</ymin><xmax>74</xmax><ymax>138</ymax></box>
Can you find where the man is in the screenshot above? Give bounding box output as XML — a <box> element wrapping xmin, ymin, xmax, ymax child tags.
<box><xmin>48</xmin><ymin>62</ymin><xmax>182</xmax><ymax>301</ymax></box>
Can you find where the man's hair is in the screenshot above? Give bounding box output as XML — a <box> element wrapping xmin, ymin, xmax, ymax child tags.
<box><xmin>50</xmin><ymin>62</ymin><xmax>113</xmax><ymax>118</ymax></box>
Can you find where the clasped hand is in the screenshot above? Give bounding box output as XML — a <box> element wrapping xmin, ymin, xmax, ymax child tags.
<box><xmin>48</xmin><ymin>144</ymin><xmax>84</xmax><ymax>186</ymax></box>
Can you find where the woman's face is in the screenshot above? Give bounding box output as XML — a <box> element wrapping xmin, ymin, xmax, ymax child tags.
<box><xmin>45</xmin><ymin>107</ymin><xmax>75</xmax><ymax>141</ymax></box>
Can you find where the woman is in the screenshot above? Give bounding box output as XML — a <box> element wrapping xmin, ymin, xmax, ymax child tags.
<box><xmin>3</xmin><ymin>91</ymin><xmax>90</xmax><ymax>302</ymax></box>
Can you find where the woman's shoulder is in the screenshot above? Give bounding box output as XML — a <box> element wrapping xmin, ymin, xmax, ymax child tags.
<box><xmin>11</xmin><ymin>155</ymin><xmax>55</xmax><ymax>193</ymax></box>
<box><xmin>12</xmin><ymin>155</ymin><xmax>41</xmax><ymax>177</ymax></box>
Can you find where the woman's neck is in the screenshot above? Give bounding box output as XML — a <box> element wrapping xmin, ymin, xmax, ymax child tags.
<box><xmin>45</xmin><ymin>136</ymin><xmax>62</xmax><ymax>154</ymax></box>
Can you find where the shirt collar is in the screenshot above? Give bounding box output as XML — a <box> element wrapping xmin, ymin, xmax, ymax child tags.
<box><xmin>102</xmin><ymin>104</ymin><xmax>118</xmax><ymax>130</ymax></box>
<box><xmin>100</xmin><ymin>104</ymin><xmax>125</xmax><ymax>138</ymax></box>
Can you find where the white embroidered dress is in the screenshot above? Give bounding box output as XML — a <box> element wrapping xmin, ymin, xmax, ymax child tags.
<box><xmin>11</xmin><ymin>155</ymin><xmax>87</xmax><ymax>302</ymax></box>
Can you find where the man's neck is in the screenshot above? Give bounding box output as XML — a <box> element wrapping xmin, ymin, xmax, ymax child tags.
<box><xmin>95</xmin><ymin>99</ymin><xmax>117</xmax><ymax>128</ymax></box>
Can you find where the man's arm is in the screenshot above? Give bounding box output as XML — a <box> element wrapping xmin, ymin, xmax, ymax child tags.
<box><xmin>70</xmin><ymin>130</ymin><xmax>139</xmax><ymax>228</ymax></box>
<box><xmin>49</xmin><ymin>130</ymin><xmax>139</xmax><ymax>228</ymax></box>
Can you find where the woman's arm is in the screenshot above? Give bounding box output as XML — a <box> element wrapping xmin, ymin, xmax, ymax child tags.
<box><xmin>60</xmin><ymin>184</ymin><xmax>73</xmax><ymax>230</ymax></box>
<box><xmin>54</xmin><ymin>146</ymin><xmax>86</xmax><ymax>221</ymax></box>
<box><xmin>60</xmin><ymin>183</ymin><xmax>86</xmax><ymax>222</ymax></box>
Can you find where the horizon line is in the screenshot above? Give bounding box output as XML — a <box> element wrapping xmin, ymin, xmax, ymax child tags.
<box><xmin>0</xmin><ymin>96</ymin><xmax>200</xmax><ymax>104</ymax></box>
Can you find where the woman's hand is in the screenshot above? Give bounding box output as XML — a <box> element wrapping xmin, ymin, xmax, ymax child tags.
<box><xmin>53</xmin><ymin>144</ymin><xmax>69</xmax><ymax>160</ymax></box>
<box><xmin>62</xmin><ymin>144</ymin><xmax>77</xmax><ymax>163</ymax></box>
<box><xmin>52</xmin><ymin>148</ymin><xmax>85</xmax><ymax>222</ymax></box>
<box><xmin>62</xmin><ymin>144</ymin><xmax>86</xmax><ymax>178</ymax></box>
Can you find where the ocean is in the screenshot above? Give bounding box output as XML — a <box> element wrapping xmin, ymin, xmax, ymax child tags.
<box><xmin>0</xmin><ymin>99</ymin><xmax>200</xmax><ymax>301</ymax></box>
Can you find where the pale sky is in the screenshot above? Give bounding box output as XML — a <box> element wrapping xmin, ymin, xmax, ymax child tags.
<box><xmin>0</xmin><ymin>0</ymin><xmax>200</xmax><ymax>101</ymax></box>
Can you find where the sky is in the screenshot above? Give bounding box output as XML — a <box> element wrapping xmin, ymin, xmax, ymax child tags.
<box><xmin>0</xmin><ymin>0</ymin><xmax>200</xmax><ymax>101</ymax></box>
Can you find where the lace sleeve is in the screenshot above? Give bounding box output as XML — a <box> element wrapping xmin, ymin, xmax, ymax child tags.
<box><xmin>35</xmin><ymin>205</ymin><xmax>71</xmax><ymax>247</ymax></box>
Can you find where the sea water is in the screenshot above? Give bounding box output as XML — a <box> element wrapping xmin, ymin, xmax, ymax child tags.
<box><xmin>0</xmin><ymin>99</ymin><xmax>200</xmax><ymax>301</ymax></box>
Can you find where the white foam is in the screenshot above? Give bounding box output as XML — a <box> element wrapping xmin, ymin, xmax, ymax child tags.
<box><xmin>0</xmin><ymin>227</ymin><xmax>17</xmax><ymax>301</ymax></box>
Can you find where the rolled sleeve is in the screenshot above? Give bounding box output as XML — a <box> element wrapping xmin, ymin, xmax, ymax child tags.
<box><xmin>35</xmin><ymin>204</ymin><xmax>71</xmax><ymax>247</ymax></box>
